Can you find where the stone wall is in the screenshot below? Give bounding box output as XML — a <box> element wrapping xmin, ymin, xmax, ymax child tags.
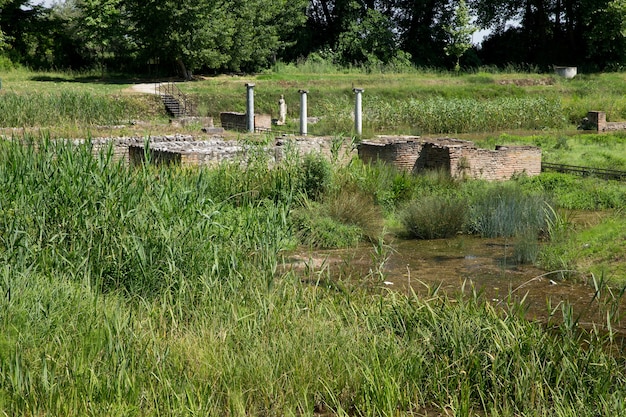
<box><xmin>129</xmin><ymin>139</ymin><xmax>265</xmax><ymax>167</ymax></box>
<box><xmin>219</xmin><ymin>112</ymin><xmax>272</xmax><ymax>132</ymax></box>
<box><xmin>456</xmin><ymin>145</ymin><xmax>542</xmax><ymax>180</ymax></box>
<box><xmin>358</xmin><ymin>137</ymin><xmax>541</xmax><ymax>181</ymax></box>
<box><xmin>275</xmin><ymin>136</ymin><xmax>355</xmax><ymax>165</ymax></box>
<box><xmin>81</xmin><ymin>135</ymin><xmax>198</xmax><ymax>164</ymax></box>
<box><xmin>358</xmin><ymin>136</ymin><xmax>424</xmax><ymax>171</ymax></box>
<box><xmin>124</xmin><ymin>135</ymin><xmax>355</xmax><ymax>168</ymax></box>
<box><xmin>585</xmin><ymin>111</ymin><xmax>626</xmax><ymax>132</ymax></box>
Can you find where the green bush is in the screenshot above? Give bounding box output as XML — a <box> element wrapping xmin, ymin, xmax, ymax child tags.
<box><xmin>299</xmin><ymin>153</ymin><xmax>332</xmax><ymax>200</ymax></box>
<box><xmin>325</xmin><ymin>185</ymin><xmax>384</xmax><ymax>242</ymax></box>
<box><xmin>290</xmin><ymin>201</ymin><xmax>362</xmax><ymax>249</ymax></box>
<box><xmin>517</xmin><ymin>173</ymin><xmax>626</xmax><ymax>210</ymax></box>
<box><xmin>512</xmin><ymin>231</ymin><xmax>540</xmax><ymax>265</ymax></box>
<box><xmin>468</xmin><ymin>184</ymin><xmax>551</xmax><ymax>238</ymax></box>
<box><xmin>400</xmin><ymin>195</ymin><xmax>467</xmax><ymax>239</ymax></box>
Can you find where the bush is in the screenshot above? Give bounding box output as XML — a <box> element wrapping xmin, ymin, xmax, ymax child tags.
<box><xmin>290</xmin><ymin>201</ymin><xmax>362</xmax><ymax>249</ymax></box>
<box><xmin>468</xmin><ymin>184</ymin><xmax>551</xmax><ymax>238</ymax></box>
<box><xmin>400</xmin><ymin>195</ymin><xmax>467</xmax><ymax>239</ymax></box>
<box><xmin>325</xmin><ymin>185</ymin><xmax>384</xmax><ymax>242</ymax></box>
<box><xmin>512</xmin><ymin>231</ymin><xmax>540</xmax><ymax>265</ymax></box>
<box><xmin>299</xmin><ymin>153</ymin><xmax>332</xmax><ymax>201</ymax></box>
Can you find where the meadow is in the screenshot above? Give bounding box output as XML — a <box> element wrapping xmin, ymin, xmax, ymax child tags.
<box><xmin>1</xmin><ymin>66</ymin><xmax>626</xmax><ymax>416</ymax></box>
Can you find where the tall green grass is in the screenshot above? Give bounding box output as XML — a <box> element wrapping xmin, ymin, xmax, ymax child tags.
<box><xmin>0</xmin><ymin>92</ymin><xmax>155</xmax><ymax>127</ymax></box>
<box><xmin>366</xmin><ymin>96</ymin><xmax>565</xmax><ymax>134</ymax></box>
<box><xmin>1</xmin><ymin>137</ymin><xmax>626</xmax><ymax>416</ymax></box>
<box><xmin>467</xmin><ymin>183</ymin><xmax>553</xmax><ymax>238</ymax></box>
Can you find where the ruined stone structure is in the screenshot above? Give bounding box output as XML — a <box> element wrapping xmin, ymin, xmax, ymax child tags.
<box><xmin>358</xmin><ymin>136</ymin><xmax>541</xmax><ymax>181</ymax></box>
<box><xmin>55</xmin><ymin>134</ymin><xmax>539</xmax><ymax>180</ymax></box>
<box><xmin>584</xmin><ymin>111</ymin><xmax>626</xmax><ymax>132</ymax></box>
<box><xmin>72</xmin><ymin>135</ymin><xmax>200</xmax><ymax>164</ymax></box>
<box><xmin>219</xmin><ymin>112</ymin><xmax>272</xmax><ymax>132</ymax></box>
<box><xmin>127</xmin><ymin>136</ymin><xmax>355</xmax><ymax>167</ymax></box>
<box><xmin>59</xmin><ymin>134</ymin><xmax>355</xmax><ymax>168</ymax></box>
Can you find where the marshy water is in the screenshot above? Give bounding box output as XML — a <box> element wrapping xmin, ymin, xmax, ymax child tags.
<box><xmin>286</xmin><ymin>235</ymin><xmax>625</xmax><ymax>333</ymax></box>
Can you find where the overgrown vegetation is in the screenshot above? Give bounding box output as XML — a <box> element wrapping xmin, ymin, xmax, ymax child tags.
<box><xmin>2</xmin><ymin>66</ymin><xmax>626</xmax><ymax>416</ymax></box>
<box><xmin>6</xmin><ymin>70</ymin><xmax>626</xmax><ymax>137</ymax></box>
<box><xmin>1</xmin><ymin>137</ymin><xmax>626</xmax><ymax>416</ymax></box>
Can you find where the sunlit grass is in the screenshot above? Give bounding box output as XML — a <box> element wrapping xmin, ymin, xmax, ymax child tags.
<box><xmin>0</xmin><ymin>137</ymin><xmax>626</xmax><ymax>415</ymax></box>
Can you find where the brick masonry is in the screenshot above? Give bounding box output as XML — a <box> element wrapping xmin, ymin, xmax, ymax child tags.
<box><xmin>358</xmin><ymin>137</ymin><xmax>541</xmax><ymax>181</ymax></box>
<box><xmin>54</xmin><ymin>135</ymin><xmax>540</xmax><ymax>180</ymax></box>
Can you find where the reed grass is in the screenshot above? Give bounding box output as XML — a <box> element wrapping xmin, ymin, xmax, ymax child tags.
<box><xmin>1</xmin><ymin>136</ymin><xmax>626</xmax><ymax>416</ymax></box>
<box><xmin>467</xmin><ymin>183</ymin><xmax>553</xmax><ymax>238</ymax></box>
<box><xmin>0</xmin><ymin>92</ymin><xmax>154</xmax><ymax>127</ymax></box>
<box><xmin>400</xmin><ymin>195</ymin><xmax>468</xmax><ymax>239</ymax></box>
<box><xmin>366</xmin><ymin>96</ymin><xmax>565</xmax><ymax>134</ymax></box>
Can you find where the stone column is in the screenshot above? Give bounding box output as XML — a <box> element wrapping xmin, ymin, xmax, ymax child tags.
<box><xmin>353</xmin><ymin>88</ymin><xmax>364</xmax><ymax>136</ymax></box>
<box><xmin>246</xmin><ymin>83</ymin><xmax>255</xmax><ymax>133</ymax></box>
<box><xmin>299</xmin><ymin>89</ymin><xmax>308</xmax><ymax>136</ymax></box>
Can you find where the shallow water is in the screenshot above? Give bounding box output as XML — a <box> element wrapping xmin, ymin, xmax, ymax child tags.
<box><xmin>285</xmin><ymin>235</ymin><xmax>626</xmax><ymax>333</ymax></box>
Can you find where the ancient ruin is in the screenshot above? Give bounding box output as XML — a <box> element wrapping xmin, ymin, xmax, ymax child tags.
<box><xmin>358</xmin><ymin>136</ymin><xmax>541</xmax><ymax>181</ymax></box>
<box><xmin>582</xmin><ymin>111</ymin><xmax>626</xmax><ymax>132</ymax></box>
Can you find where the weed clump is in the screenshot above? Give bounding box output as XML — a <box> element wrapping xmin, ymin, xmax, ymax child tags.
<box><xmin>325</xmin><ymin>185</ymin><xmax>384</xmax><ymax>242</ymax></box>
<box><xmin>290</xmin><ymin>200</ymin><xmax>362</xmax><ymax>249</ymax></box>
<box><xmin>400</xmin><ymin>195</ymin><xmax>467</xmax><ymax>239</ymax></box>
<box><xmin>299</xmin><ymin>152</ymin><xmax>332</xmax><ymax>200</ymax></box>
<box><xmin>468</xmin><ymin>183</ymin><xmax>551</xmax><ymax>238</ymax></box>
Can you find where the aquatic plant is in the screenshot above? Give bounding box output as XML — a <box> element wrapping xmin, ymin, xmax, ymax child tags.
<box><xmin>400</xmin><ymin>194</ymin><xmax>467</xmax><ymax>239</ymax></box>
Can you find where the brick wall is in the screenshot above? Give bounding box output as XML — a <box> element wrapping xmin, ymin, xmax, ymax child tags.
<box><xmin>276</xmin><ymin>136</ymin><xmax>355</xmax><ymax>165</ymax></box>
<box><xmin>358</xmin><ymin>137</ymin><xmax>541</xmax><ymax>181</ymax></box>
<box><xmin>454</xmin><ymin>145</ymin><xmax>541</xmax><ymax>180</ymax></box>
<box><xmin>358</xmin><ymin>137</ymin><xmax>424</xmax><ymax>171</ymax></box>
<box><xmin>586</xmin><ymin>111</ymin><xmax>626</xmax><ymax>132</ymax></box>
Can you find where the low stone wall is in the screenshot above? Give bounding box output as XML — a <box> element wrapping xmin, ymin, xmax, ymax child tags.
<box><xmin>456</xmin><ymin>145</ymin><xmax>541</xmax><ymax>180</ymax></box>
<box><xmin>358</xmin><ymin>136</ymin><xmax>424</xmax><ymax>171</ymax></box>
<box><xmin>126</xmin><ymin>135</ymin><xmax>355</xmax><ymax>168</ymax></box>
<box><xmin>78</xmin><ymin>135</ymin><xmax>198</xmax><ymax>164</ymax></box>
<box><xmin>358</xmin><ymin>137</ymin><xmax>541</xmax><ymax>181</ymax></box>
<box><xmin>275</xmin><ymin>136</ymin><xmax>355</xmax><ymax>164</ymax></box>
<box><xmin>219</xmin><ymin>112</ymin><xmax>272</xmax><ymax>132</ymax></box>
<box><xmin>129</xmin><ymin>139</ymin><xmax>266</xmax><ymax>167</ymax></box>
<box><xmin>585</xmin><ymin>111</ymin><xmax>626</xmax><ymax>132</ymax></box>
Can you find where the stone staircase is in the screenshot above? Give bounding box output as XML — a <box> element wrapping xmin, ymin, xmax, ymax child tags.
<box><xmin>158</xmin><ymin>82</ymin><xmax>194</xmax><ymax>117</ymax></box>
<box><xmin>161</xmin><ymin>94</ymin><xmax>184</xmax><ymax>117</ymax></box>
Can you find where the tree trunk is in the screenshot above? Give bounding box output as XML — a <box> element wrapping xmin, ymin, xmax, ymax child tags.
<box><xmin>176</xmin><ymin>58</ymin><xmax>192</xmax><ymax>81</ymax></box>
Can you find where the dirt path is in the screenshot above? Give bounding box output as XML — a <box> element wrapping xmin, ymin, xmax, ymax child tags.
<box><xmin>125</xmin><ymin>83</ymin><xmax>163</xmax><ymax>94</ymax></box>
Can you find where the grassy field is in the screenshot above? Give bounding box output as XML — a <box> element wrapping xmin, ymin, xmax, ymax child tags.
<box><xmin>4</xmin><ymin>66</ymin><xmax>626</xmax><ymax>137</ymax></box>
<box><xmin>1</xmin><ymin>67</ymin><xmax>626</xmax><ymax>415</ymax></box>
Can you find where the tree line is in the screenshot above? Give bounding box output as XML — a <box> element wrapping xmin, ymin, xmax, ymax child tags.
<box><xmin>1</xmin><ymin>0</ymin><xmax>625</xmax><ymax>76</ymax></box>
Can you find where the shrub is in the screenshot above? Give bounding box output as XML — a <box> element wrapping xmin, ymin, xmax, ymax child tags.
<box><xmin>290</xmin><ymin>201</ymin><xmax>362</xmax><ymax>249</ymax></box>
<box><xmin>299</xmin><ymin>153</ymin><xmax>332</xmax><ymax>200</ymax></box>
<box><xmin>325</xmin><ymin>185</ymin><xmax>384</xmax><ymax>242</ymax></box>
<box><xmin>468</xmin><ymin>184</ymin><xmax>551</xmax><ymax>238</ymax></box>
<box><xmin>512</xmin><ymin>231</ymin><xmax>540</xmax><ymax>265</ymax></box>
<box><xmin>400</xmin><ymin>195</ymin><xmax>467</xmax><ymax>239</ymax></box>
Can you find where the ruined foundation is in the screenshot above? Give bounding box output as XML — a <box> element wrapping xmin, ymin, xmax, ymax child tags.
<box><xmin>358</xmin><ymin>136</ymin><xmax>541</xmax><ymax>181</ymax></box>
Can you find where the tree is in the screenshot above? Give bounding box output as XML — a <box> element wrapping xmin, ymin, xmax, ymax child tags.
<box><xmin>125</xmin><ymin>0</ymin><xmax>307</xmax><ymax>77</ymax></box>
<box><xmin>336</xmin><ymin>8</ymin><xmax>398</xmax><ymax>66</ymax></box>
<box><xmin>0</xmin><ymin>0</ymin><xmax>46</xmax><ymax>63</ymax></box>
<box><xmin>584</xmin><ymin>0</ymin><xmax>626</xmax><ymax>68</ymax></box>
<box><xmin>70</xmin><ymin>0</ymin><xmax>137</xmax><ymax>72</ymax></box>
<box><xmin>471</xmin><ymin>0</ymin><xmax>626</xmax><ymax>69</ymax></box>
<box><xmin>444</xmin><ymin>0</ymin><xmax>477</xmax><ymax>71</ymax></box>
<box><xmin>394</xmin><ymin>0</ymin><xmax>457</xmax><ymax>67</ymax></box>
